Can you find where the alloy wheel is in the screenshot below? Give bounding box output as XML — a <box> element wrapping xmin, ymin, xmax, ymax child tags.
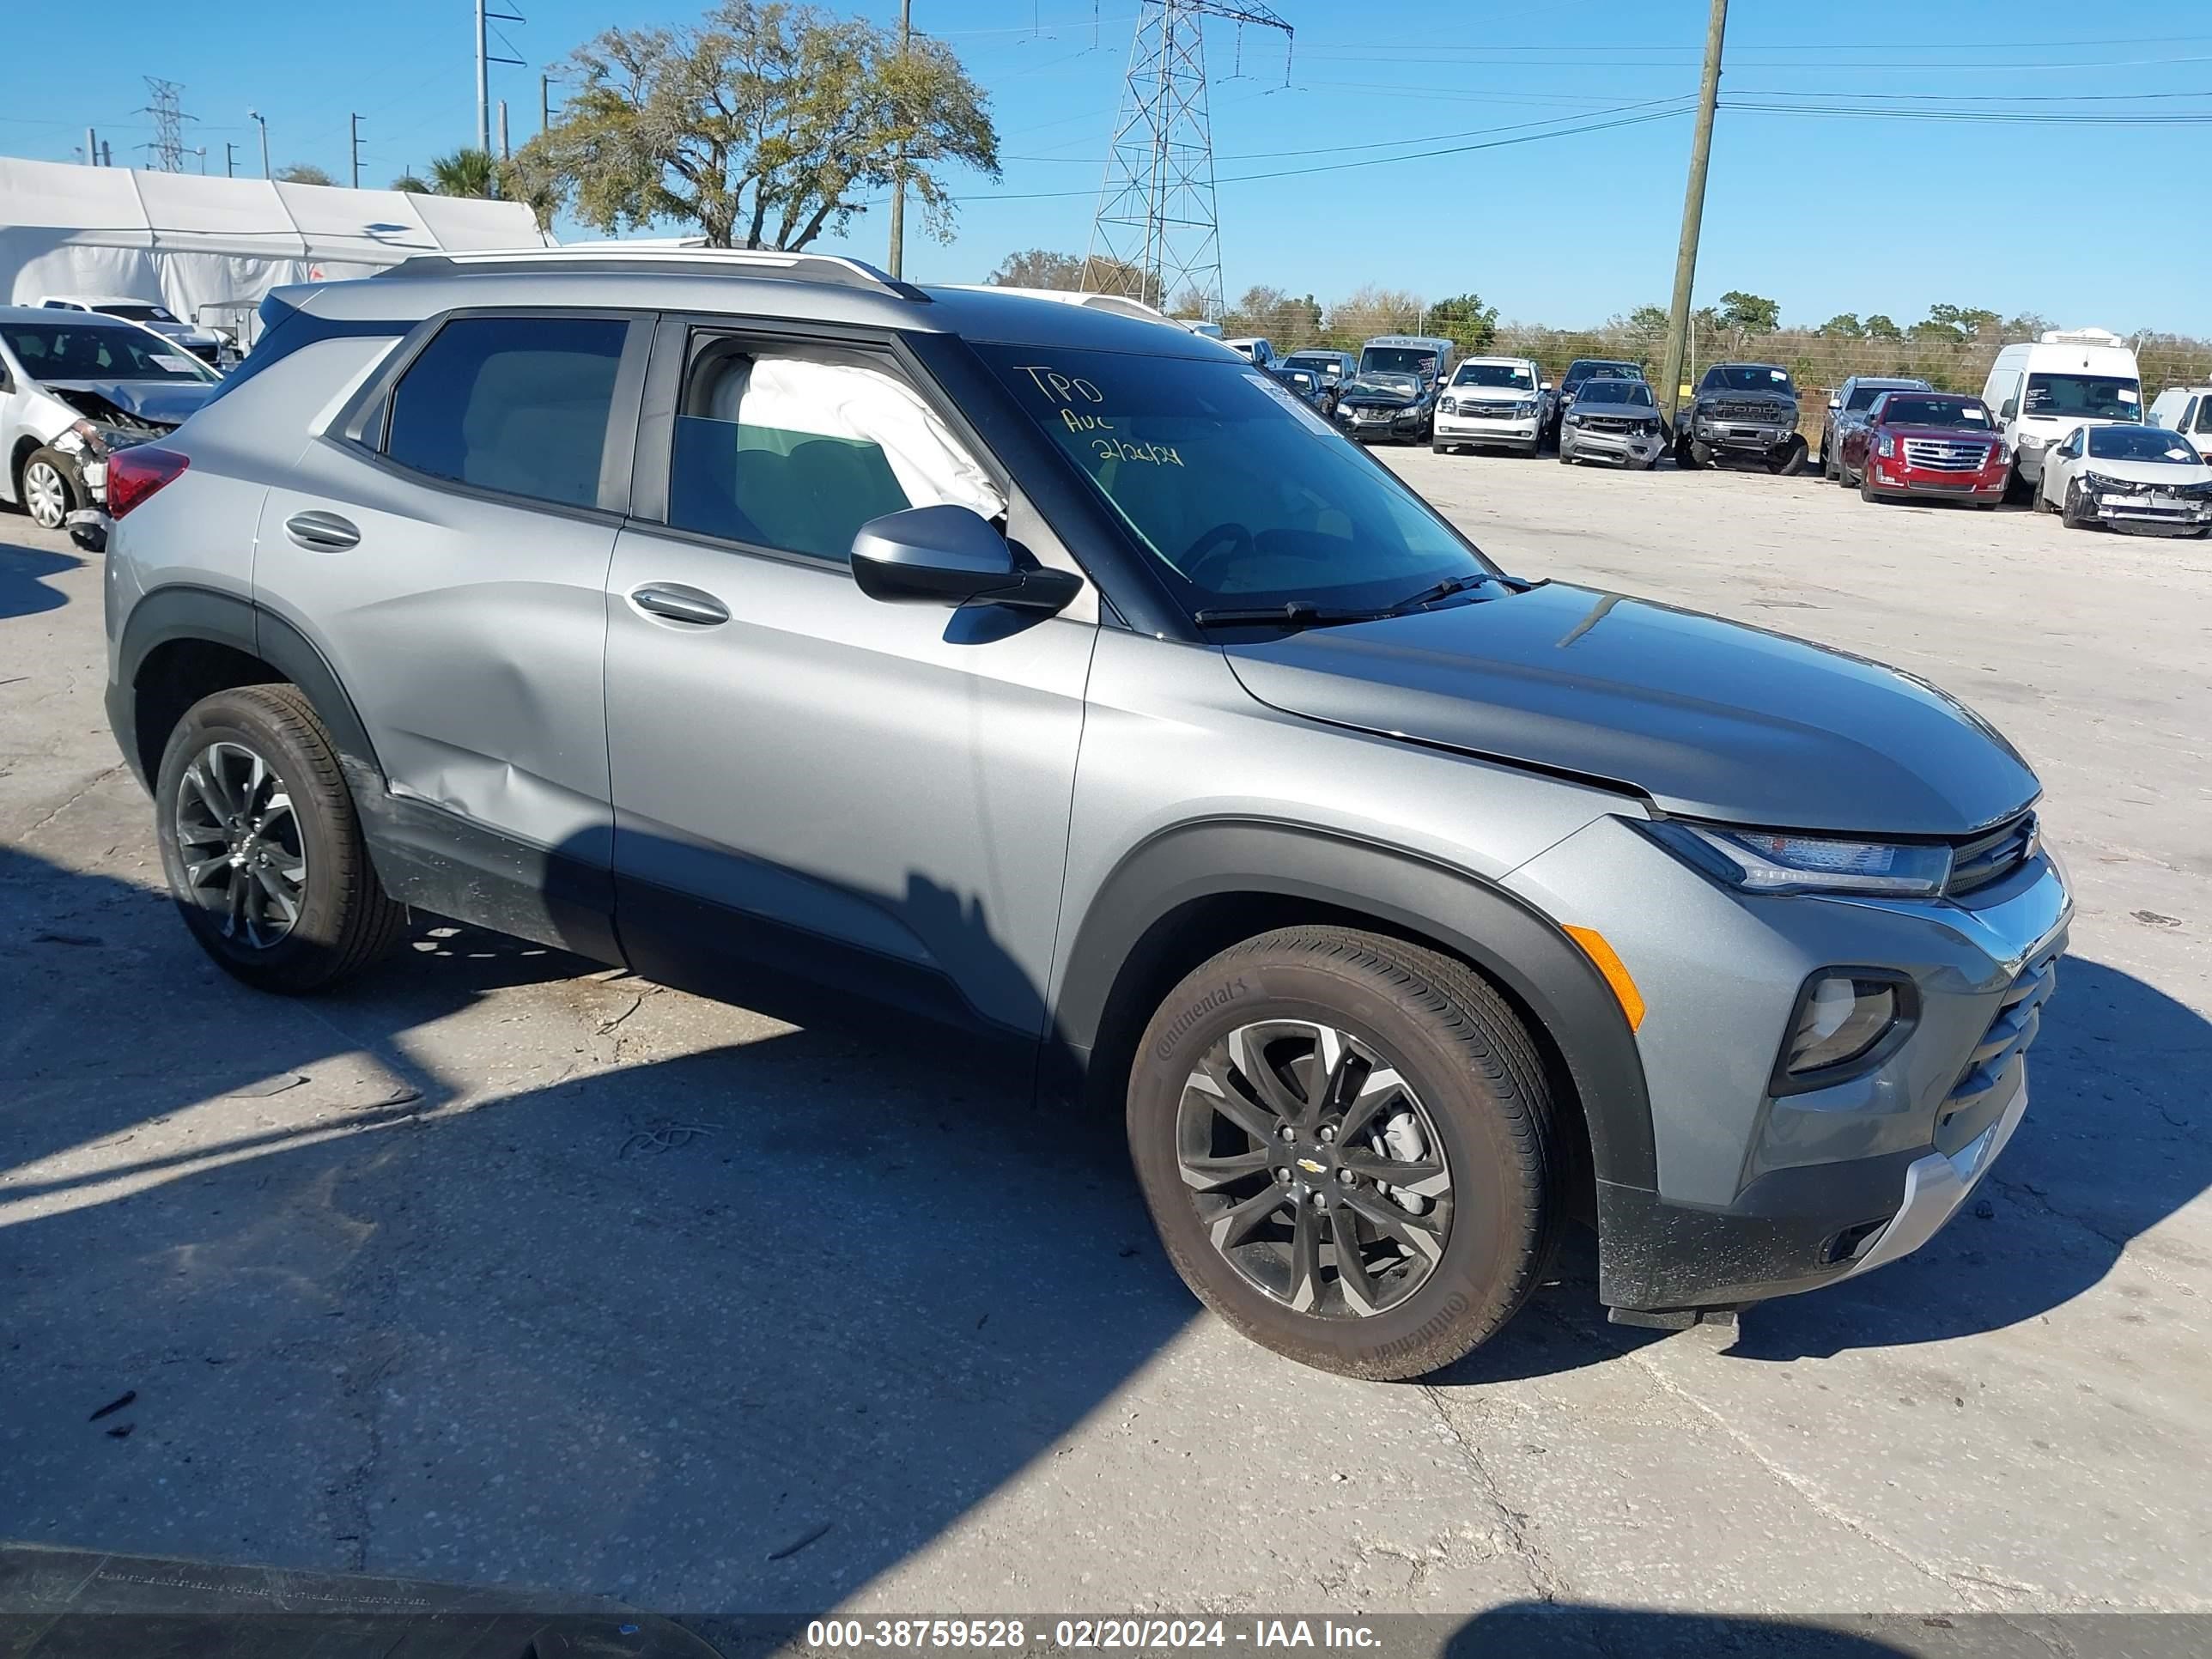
<box><xmin>1176</xmin><ymin>1019</ymin><xmax>1453</xmax><ymax>1319</ymax></box>
<box><xmin>173</xmin><ymin>740</ymin><xmax>308</xmax><ymax>949</ymax></box>
<box><xmin>23</xmin><ymin>460</ymin><xmax>68</xmax><ymax>530</ymax></box>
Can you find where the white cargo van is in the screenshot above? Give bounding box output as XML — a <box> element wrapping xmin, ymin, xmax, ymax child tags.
<box><xmin>1981</xmin><ymin>327</ymin><xmax>2142</xmax><ymax>492</ymax></box>
<box><xmin>2148</xmin><ymin>385</ymin><xmax>2212</xmax><ymax>446</ymax></box>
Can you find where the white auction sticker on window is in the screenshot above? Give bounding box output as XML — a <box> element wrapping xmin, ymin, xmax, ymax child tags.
<box><xmin>1244</xmin><ymin>371</ymin><xmax>1338</xmax><ymax>438</ymax></box>
<box><xmin>152</xmin><ymin>354</ymin><xmax>196</xmax><ymax>372</ymax></box>
<box><xmin>2118</xmin><ymin>387</ymin><xmax>2140</xmax><ymax>404</ymax></box>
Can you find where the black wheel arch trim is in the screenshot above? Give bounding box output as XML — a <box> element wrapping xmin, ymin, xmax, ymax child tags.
<box><xmin>1054</xmin><ymin>816</ymin><xmax>1657</xmax><ymax>1192</ymax></box>
<box><xmin>112</xmin><ymin>585</ymin><xmax>383</xmax><ymax>789</ymax></box>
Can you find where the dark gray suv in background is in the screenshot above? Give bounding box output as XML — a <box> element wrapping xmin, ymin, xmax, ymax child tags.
<box><xmin>97</xmin><ymin>248</ymin><xmax>2069</xmax><ymax>1378</ymax></box>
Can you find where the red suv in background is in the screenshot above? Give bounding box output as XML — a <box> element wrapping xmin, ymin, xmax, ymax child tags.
<box><xmin>1839</xmin><ymin>391</ymin><xmax>2009</xmax><ymax>507</ymax></box>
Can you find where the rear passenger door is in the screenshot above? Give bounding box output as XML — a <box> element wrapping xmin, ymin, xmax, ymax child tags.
<box><xmin>601</xmin><ymin>317</ymin><xmax>1097</xmax><ymax>1041</ymax></box>
<box><xmin>256</xmin><ymin>310</ymin><xmax>649</xmax><ymax>952</ymax></box>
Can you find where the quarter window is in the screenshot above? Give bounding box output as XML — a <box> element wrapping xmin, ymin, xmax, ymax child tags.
<box><xmin>382</xmin><ymin>315</ymin><xmax>629</xmax><ymax>509</ymax></box>
<box><xmin>666</xmin><ymin>339</ymin><xmax>1003</xmax><ymax>564</ymax></box>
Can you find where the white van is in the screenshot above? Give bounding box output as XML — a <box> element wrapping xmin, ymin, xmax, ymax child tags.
<box><xmin>1981</xmin><ymin>327</ymin><xmax>2142</xmax><ymax>490</ymax></box>
<box><xmin>2148</xmin><ymin>385</ymin><xmax>2212</xmax><ymax>447</ymax></box>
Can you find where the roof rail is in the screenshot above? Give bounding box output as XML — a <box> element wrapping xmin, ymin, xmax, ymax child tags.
<box><xmin>373</xmin><ymin>245</ymin><xmax>932</xmax><ymax>302</ymax></box>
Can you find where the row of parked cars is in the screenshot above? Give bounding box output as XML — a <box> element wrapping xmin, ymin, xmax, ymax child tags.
<box><xmin>1225</xmin><ymin>325</ymin><xmax>2212</xmax><ymax>538</ymax></box>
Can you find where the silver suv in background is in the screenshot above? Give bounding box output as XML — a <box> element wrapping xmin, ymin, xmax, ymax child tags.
<box><xmin>1819</xmin><ymin>374</ymin><xmax>1930</xmax><ymax>480</ymax></box>
<box><xmin>98</xmin><ymin>249</ymin><xmax>2069</xmax><ymax>1378</ymax></box>
<box><xmin>1558</xmin><ymin>378</ymin><xmax>1665</xmax><ymax>469</ymax></box>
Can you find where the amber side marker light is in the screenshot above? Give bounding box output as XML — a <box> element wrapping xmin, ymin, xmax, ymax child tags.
<box><xmin>1563</xmin><ymin>925</ymin><xmax>1645</xmax><ymax>1031</ymax></box>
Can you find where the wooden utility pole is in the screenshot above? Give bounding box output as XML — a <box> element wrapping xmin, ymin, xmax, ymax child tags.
<box><xmin>1658</xmin><ymin>0</ymin><xmax>1728</xmax><ymax>428</ymax></box>
<box><xmin>887</xmin><ymin>0</ymin><xmax>912</xmax><ymax>277</ymax></box>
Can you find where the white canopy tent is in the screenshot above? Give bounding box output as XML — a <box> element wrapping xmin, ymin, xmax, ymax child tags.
<box><xmin>0</xmin><ymin>156</ymin><xmax>544</xmax><ymax>338</ymax></box>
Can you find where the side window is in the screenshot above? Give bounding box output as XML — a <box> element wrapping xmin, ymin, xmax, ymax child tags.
<box><xmin>666</xmin><ymin>339</ymin><xmax>1005</xmax><ymax>565</ymax></box>
<box><xmin>2197</xmin><ymin>398</ymin><xmax>2212</xmax><ymax>436</ymax></box>
<box><xmin>2181</xmin><ymin>396</ymin><xmax>2201</xmax><ymax>434</ymax></box>
<box><xmin>383</xmin><ymin>315</ymin><xmax>628</xmax><ymax>509</ymax></box>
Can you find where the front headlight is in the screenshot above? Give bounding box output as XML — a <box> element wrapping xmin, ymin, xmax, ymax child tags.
<box><xmin>2019</xmin><ymin>433</ymin><xmax>2046</xmax><ymax>450</ymax></box>
<box><xmin>2082</xmin><ymin>471</ymin><xmax>2145</xmax><ymax>495</ymax></box>
<box><xmin>1876</xmin><ymin>434</ymin><xmax>1895</xmax><ymax>458</ymax></box>
<box><xmin>1564</xmin><ymin>412</ymin><xmax>1582</xmax><ymax>426</ymax></box>
<box><xmin>1440</xmin><ymin>397</ymin><xmax>1456</xmax><ymax>415</ymax></box>
<box><xmin>1645</xmin><ymin>820</ymin><xmax>1953</xmax><ymax>897</ymax></box>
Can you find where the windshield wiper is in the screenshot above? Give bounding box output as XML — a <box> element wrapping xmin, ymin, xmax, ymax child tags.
<box><xmin>1384</xmin><ymin>572</ymin><xmax>1498</xmax><ymax>614</ymax></box>
<box><xmin>1192</xmin><ymin>600</ymin><xmax>1390</xmax><ymax>630</ymax></box>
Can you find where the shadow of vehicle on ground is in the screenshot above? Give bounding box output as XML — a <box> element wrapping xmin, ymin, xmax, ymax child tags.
<box><xmin>0</xmin><ymin>537</ymin><xmax>78</xmax><ymax>623</ymax></box>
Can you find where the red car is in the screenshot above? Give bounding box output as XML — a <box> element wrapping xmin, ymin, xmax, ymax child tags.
<box><xmin>1838</xmin><ymin>391</ymin><xmax>2008</xmax><ymax>507</ymax></box>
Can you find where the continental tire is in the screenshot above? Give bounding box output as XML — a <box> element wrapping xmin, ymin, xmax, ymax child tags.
<box><xmin>154</xmin><ymin>684</ymin><xmax>409</xmax><ymax>994</ymax></box>
<box><xmin>1126</xmin><ymin>927</ymin><xmax>1560</xmax><ymax>1380</ymax></box>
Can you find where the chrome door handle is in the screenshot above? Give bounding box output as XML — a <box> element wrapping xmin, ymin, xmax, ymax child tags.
<box><xmin>629</xmin><ymin>583</ymin><xmax>730</xmax><ymax>626</ymax></box>
<box><xmin>284</xmin><ymin>510</ymin><xmax>361</xmax><ymax>550</ymax></box>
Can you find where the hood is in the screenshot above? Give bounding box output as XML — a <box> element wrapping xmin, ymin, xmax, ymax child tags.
<box><xmin>2077</xmin><ymin>457</ymin><xmax>2212</xmax><ymax>487</ymax></box>
<box><xmin>1220</xmin><ymin>581</ymin><xmax>2037</xmax><ymax>836</ymax></box>
<box><xmin>1885</xmin><ymin>422</ymin><xmax>1999</xmax><ymax>444</ymax></box>
<box><xmin>1449</xmin><ymin>386</ymin><xmax>1536</xmax><ymax>404</ymax></box>
<box><xmin>1340</xmin><ymin>383</ymin><xmax>1423</xmax><ymax>407</ymax></box>
<box><xmin>143</xmin><ymin>319</ymin><xmax>220</xmax><ymax>347</ymax></box>
<box><xmin>42</xmin><ymin>378</ymin><xmax>213</xmax><ymax>428</ymax></box>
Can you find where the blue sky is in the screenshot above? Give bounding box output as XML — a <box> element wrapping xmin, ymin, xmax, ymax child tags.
<box><xmin>4</xmin><ymin>2</ymin><xmax>2206</xmax><ymax>332</ymax></box>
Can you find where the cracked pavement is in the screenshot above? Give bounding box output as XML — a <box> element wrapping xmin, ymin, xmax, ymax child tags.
<box><xmin>3</xmin><ymin>458</ymin><xmax>2209</xmax><ymax>1620</ymax></box>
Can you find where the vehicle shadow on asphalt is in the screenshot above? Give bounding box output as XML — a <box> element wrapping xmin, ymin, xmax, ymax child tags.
<box><xmin>3</xmin><ymin>832</ymin><xmax>2206</xmax><ymax>1605</ymax></box>
<box><xmin>0</xmin><ymin>538</ymin><xmax>79</xmax><ymax>622</ymax></box>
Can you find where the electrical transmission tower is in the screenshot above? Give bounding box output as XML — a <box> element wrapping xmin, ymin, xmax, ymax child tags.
<box><xmin>1085</xmin><ymin>0</ymin><xmax>1291</xmax><ymax>319</ymax></box>
<box><xmin>138</xmin><ymin>78</ymin><xmax>194</xmax><ymax>173</ymax></box>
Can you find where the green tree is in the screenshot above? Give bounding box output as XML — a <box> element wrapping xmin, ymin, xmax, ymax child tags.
<box><xmin>428</xmin><ymin>148</ymin><xmax>501</xmax><ymax>198</ymax></box>
<box><xmin>275</xmin><ymin>162</ymin><xmax>336</xmax><ymax>186</ymax></box>
<box><xmin>1716</xmin><ymin>290</ymin><xmax>1781</xmax><ymax>333</ymax></box>
<box><xmin>508</xmin><ymin>0</ymin><xmax>998</xmax><ymax>249</ymax></box>
<box><xmin>391</xmin><ymin>173</ymin><xmax>431</xmax><ymax>192</ymax></box>
<box><xmin>1624</xmin><ymin>303</ymin><xmax>1670</xmax><ymax>335</ymax></box>
<box><xmin>1816</xmin><ymin>313</ymin><xmax>1865</xmax><ymax>337</ymax></box>
<box><xmin>1863</xmin><ymin>313</ymin><xmax>1903</xmax><ymax>340</ymax></box>
<box><xmin>1425</xmin><ymin>291</ymin><xmax>1499</xmax><ymax>352</ymax></box>
<box><xmin>1920</xmin><ymin>302</ymin><xmax>2001</xmax><ymax>343</ymax></box>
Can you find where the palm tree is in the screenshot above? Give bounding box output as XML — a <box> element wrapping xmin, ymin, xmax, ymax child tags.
<box><xmin>391</xmin><ymin>173</ymin><xmax>430</xmax><ymax>193</ymax></box>
<box><xmin>428</xmin><ymin>148</ymin><xmax>499</xmax><ymax>198</ymax></box>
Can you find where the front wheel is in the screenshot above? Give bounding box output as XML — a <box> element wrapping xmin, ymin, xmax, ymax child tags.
<box><xmin>1770</xmin><ymin>435</ymin><xmax>1809</xmax><ymax>476</ymax></box>
<box><xmin>2060</xmin><ymin>477</ymin><xmax>2098</xmax><ymax>531</ymax></box>
<box><xmin>19</xmin><ymin>448</ymin><xmax>82</xmax><ymax>531</ymax></box>
<box><xmin>1674</xmin><ymin>436</ymin><xmax>1705</xmax><ymax>471</ymax></box>
<box><xmin>155</xmin><ymin>684</ymin><xmax>410</xmax><ymax>994</ymax></box>
<box><xmin>1859</xmin><ymin>470</ymin><xmax>1885</xmax><ymax>504</ymax></box>
<box><xmin>1126</xmin><ymin>927</ymin><xmax>1560</xmax><ymax>1380</ymax></box>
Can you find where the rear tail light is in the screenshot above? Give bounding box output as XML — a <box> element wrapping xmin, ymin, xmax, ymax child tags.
<box><xmin>106</xmin><ymin>446</ymin><xmax>189</xmax><ymax>518</ymax></box>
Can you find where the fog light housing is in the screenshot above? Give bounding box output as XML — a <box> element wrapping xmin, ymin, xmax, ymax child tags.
<box><xmin>1772</xmin><ymin>971</ymin><xmax>1914</xmax><ymax>1093</ymax></box>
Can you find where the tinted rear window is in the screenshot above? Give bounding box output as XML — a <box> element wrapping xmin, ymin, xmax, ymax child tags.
<box><xmin>383</xmin><ymin>315</ymin><xmax>628</xmax><ymax>508</ymax></box>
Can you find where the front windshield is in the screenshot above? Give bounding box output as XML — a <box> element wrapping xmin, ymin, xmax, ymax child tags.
<box><xmin>2087</xmin><ymin>424</ymin><xmax>2200</xmax><ymax>464</ymax></box>
<box><xmin>1568</xmin><ymin>362</ymin><xmax>1639</xmax><ymax>385</ymax></box>
<box><xmin>1361</xmin><ymin>346</ymin><xmax>1440</xmax><ymax>380</ymax></box>
<box><xmin>1347</xmin><ymin>372</ymin><xmax>1420</xmax><ymax>397</ymax></box>
<box><xmin>1282</xmin><ymin>354</ymin><xmax>1341</xmax><ymax>376</ymax></box>
<box><xmin>981</xmin><ymin>344</ymin><xmax>1488</xmax><ymax>612</ymax></box>
<box><xmin>1878</xmin><ymin>394</ymin><xmax>1990</xmax><ymax>428</ymax></box>
<box><xmin>0</xmin><ymin>320</ymin><xmax>216</xmax><ymax>383</ymax></box>
<box><xmin>1844</xmin><ymin>382</ymin><xmax>1919</xmax><ymax>411</ymax></box>
<box><xmin>1575</xmin><ymin>380</ymin><xmax>1656</xmax><ymax>408</ymax></box>
<box><xmin>1702</xmin><ymin>364</ymin><xmax>1795</xmax><ymax>394</ymax></box>
<box><xmin>1452</xmin><ymin>362</ymin><xmax>1534</xmax><ymax>391</ymax></box>
<box><xmin>98</xmin><ymin>303</ymin><xmax>179</xmax><ymax>324</ymax></box>
<box><xmin>2026</xmin><ymin>374</ymin><xmax>2140</xmax><ymax>421</ymax></box>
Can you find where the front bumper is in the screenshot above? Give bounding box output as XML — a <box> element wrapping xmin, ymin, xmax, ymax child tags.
<box><xmin>1340</xmin><ymin>407</ymin><xmax>1425</xmax><ymax>441</ymax></box>
<box><xmin>1436</xmin><ymin>406</ymin><xmax>1539</xmax><ymax>447</ymax></box>
<box><xmin>1863</xmin><ymin>459</ymin><xmax>2006</xmax><ymax>500</ymax></box>
<box><xmin>2084</xmin><ymin>491</ymin><xmax>2212</xmax><ymax>533</ymax></box>
<box><xmin>1689</xmin><ymin>416</ymin><xmax>1796</xmax><ymax>455</ymax></box>
<box><xmin>1564</xmin><ymin>424</ymin><xmax>1665</xmax><ymax>465</ymax></box>
<box><xmin>1504</xmin><ymin>814</ymin><xmax>2071</xmax><ymax>1315</ymax></box>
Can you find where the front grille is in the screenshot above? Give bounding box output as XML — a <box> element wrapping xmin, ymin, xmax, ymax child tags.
<box><xmin>1583</xmin><ymin>416</ymin><xmax>1649</xmax><ymax>434</ymax></box>
<box><xmin>1902</xmin><ymin>438</ymin><xmax>1996</xmax><ymax>472</ymax></box>
<box><xmin>1712</xmin><ymin>399</ymin><xmax>1782</xmax><ymax>421</ymax></box>
<box><xmin>1948</xmin><ymin>809</ymin><xmax>2039</xmax><ymax>895</ymax></box>
<box><xmin>1935</xmin><ymin>940</ymin><xmax>2062</xmax><ymax>1154</ymax></box>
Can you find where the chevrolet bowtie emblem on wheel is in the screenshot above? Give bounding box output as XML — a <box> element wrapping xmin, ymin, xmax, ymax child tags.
<box><xmin>1297</xmin><ymin>1158</ymin><xmax>1326</xmax><ymax>1176</ymax></box>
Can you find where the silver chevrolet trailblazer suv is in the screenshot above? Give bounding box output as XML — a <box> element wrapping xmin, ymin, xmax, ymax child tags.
<box><xmin>97</xmin><ymin>248</ymin><xmax>2069</xmax><ymax>1379</ymax></box>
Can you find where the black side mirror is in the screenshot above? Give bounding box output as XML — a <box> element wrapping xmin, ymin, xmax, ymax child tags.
<box><xmin>1999</xmin><ymin>398</ymin><xmax>2018</xmax><ymax>422</ymax></box>
<box><xmin>851</xmin><ymin>504</ymin><xmax>1080</xmax><ymax>614</ymax></box>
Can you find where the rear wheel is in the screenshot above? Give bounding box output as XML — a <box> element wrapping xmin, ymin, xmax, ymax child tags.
<box><xmin>19</xmin><ymin>448</ymin><xmax>82</xmax><ymax>531</ymax></box>
<box><xmin>155</xmin><ymin>684</ymin><xmax>409</xmax><ymax>994</ymax></box>
<box><xmin>1126</xmin><ymin>927</ymin><xmax>1560</xmax><ymax>1380</ymax></box>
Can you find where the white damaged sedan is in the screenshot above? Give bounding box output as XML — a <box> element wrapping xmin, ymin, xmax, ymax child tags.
<box><xmin>2038</xmin><ymin>420</ymin><xmax>2212</xmax><ymax>536</ymax></box>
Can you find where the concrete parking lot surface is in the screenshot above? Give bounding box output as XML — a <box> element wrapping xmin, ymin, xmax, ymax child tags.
<box><xmin>3</xmin><ymin>458</ymin><xmax>2208</xmax><ymax>1622</ymax></box>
